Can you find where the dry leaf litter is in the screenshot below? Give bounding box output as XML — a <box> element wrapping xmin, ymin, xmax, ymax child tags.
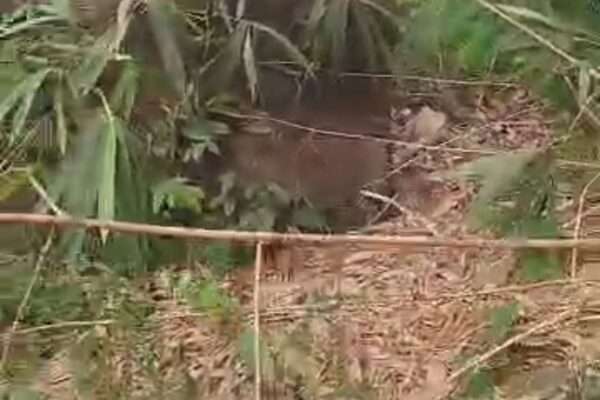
<box><xmin>20</xmin><ymin>83</ymin><xmax>600</xmax><ymax>400</ymax></box>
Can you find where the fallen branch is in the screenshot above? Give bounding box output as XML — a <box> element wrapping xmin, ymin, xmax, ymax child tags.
<box><xmin>2</xmin><ymin>213</ymin><xmax>600</xmax><ymax>250</ymax></box>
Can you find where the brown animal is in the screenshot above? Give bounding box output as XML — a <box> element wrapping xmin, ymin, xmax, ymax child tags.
<box><xmin>221</xmin><ymin>130</ymin><xmax>388</xmax><ymax>226</ymax></box>
<box><xmin>187</xmin><ymin>75</ymin><xmax>395</xmax><ymax>232</ymax></box>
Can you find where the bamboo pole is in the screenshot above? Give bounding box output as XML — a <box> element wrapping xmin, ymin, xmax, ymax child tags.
<box><xmin>0</xmin><ymin>213</ymin><xmax>599</xmax><ymax>250</ymax></box>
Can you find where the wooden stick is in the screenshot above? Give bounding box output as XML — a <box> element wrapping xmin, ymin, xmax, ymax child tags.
<box><xmin>1</xmin><ymin>213</ymin><xmax>600</xmax><ymax>250</ymax></box>
<box><xmin>254</xmin><ymin>241</ymin><xmax>264</xmax><ymax>400</ymax></box>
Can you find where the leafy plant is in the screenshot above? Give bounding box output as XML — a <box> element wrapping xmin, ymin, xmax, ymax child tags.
<box><xmin>198</xmin><ymin>242</ymin><xmax>253</xmax><ymax>277</ymax></box>
<box><xmin>183</xmin><ymin>278</ymin><xmax>241</xmax><ymax>324</ymax></box>
<box><xmin>488</xmin><ymin>301</ymin><xmax>520</xmax><ymax>342</ymax></box>
<box><xmin>301</xmin><ymin>0</ymin><xmax>400</xmax><ymax>72</ymax></box>
<box><xmin>451</xmin><ymin>151</ymin><xmax>557</xmax><ymax>231</ymax></box>
<box><xmin>460</xmin><ymin>367</ymin><xmax>497</xmax><ymax>400</ymax></box>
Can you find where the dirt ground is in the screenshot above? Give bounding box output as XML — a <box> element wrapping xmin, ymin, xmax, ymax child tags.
<box><xmin>146</xmin><ymin>80</ymin><xmax>592</xmax><ymax>399</ymax></box>
<box><xmin>21</xmin><ymin>79</ymin><xmax>600</xmax><ymax>400</ymax></box>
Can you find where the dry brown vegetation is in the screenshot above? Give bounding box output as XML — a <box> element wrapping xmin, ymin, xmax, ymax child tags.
<box><xmin>3</xmin><ymin>1</ymin><xmax>600</xmax><ymax>399</ymax></box>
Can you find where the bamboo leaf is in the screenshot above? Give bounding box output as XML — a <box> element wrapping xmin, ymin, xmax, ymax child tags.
<box><xmin>358</xmin><ymin>0</ymin><xmax>400</xmax><ymax>26</ymax></box>
<box><xmin>47</xmin><ymin>110</ymin><xmax>105</xmax><ymax>218</ymax></box>
<box><xmin>305</xmin><ymin>0</ymin><xmax>327</xmax><ymax>38</ymax></box>
<box><xmin>96</xmin><ymin>113</ymin><xmax>118</xmax><ymax>242</ymax></box>
<box><xmin>109</xmin><ymin>61</ymin><xmax>139</xmax><ymax>120</ymax></box>
<box><xmin>452</xmin><ymin>150</ymin><xmax>539</xmax><ymax>206</ymax></box>
<box><xmin>496</xmin><ymin>4</ymin><xmax>558</xmax><ymax>25</ymax></box>
<box><xmin>247</xmin><ymin>21</ymin><xmax>313</xmax><ymax>75</ymax></box>
<box><xmin>324</xmin><ymin>0</ymin><xmax>349</xmax><ymax>70</ymax></box>
<box><xmin>0</xmin><ymin>16</ymin><xmax>63</xmax><ymax>40</ymax></box>
<box><xmin>197</xmin><ymin>25</ymin><xmax>245</xmax><ymax>99</ymax></box>
<box><xmin>497</xmin><ymin>3</ymin><xmax>598</xmax><ymax>38</ymax></box>
<box><xmin>0</xmin><ymin>68</ymin><xmax>51</xmax><ymax>122</ymax></box>
<box><xmin>242</xmin><ymin>28</ymin><xmax>258</xmax><ymax>103</ymax></box>
<box><xmin>54</xmin><ymin>83</ymin><xmax>68</xmax><ymax>155</ymax></box>
<box><xmin>578</xmin><ymin>64</ymin><xmax>592</xmax><ymax>107</ymax></box>
<box><xmin>11</xmin><ymin>84</ymin><xmax>45</xmax><ymax>142</ymax></box>
<box><xmin>50</xmin><ymin>0</ymin><xmax>72</xmax><ymax>21</ymax></box>
<box><xmin>0</xmin><ymin>169</ymin><xmax>30</xmax><ymax>203</ymax></box>
<box><xmin>351</xmin><ymin>3</ymin><xmax>379</xmax><ymax>71</ymax></box>
<box><xmin>71</xmin><ymin>32</ymin><xmax>114</xmax><ymax>96</ymax></box>
<box><xmin>235</xmin><ymin>0</ymin><xmax>247</xmax><ymax>20</ymax></box>
<box><xmin>0</xmin><ymin>67</ymin><xmax>52</xmax><ymax>143</ymax></box>
<box><xmin>146</xmin><ymin>0</ymin><xmax>187</xmax><ymax>98</ymax></box>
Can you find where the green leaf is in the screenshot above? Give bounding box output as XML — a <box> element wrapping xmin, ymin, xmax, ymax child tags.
<box><xmin>451</xmin><ymin>150</ymin><xmax>539</xmax><ymax>207</ymax></box>
<box><xmin>109</xmin><ymin>61</ymin><xmax>139</xmax><ymax>120</ymax></box>
<box><xmin>181</xmin><ymin>118</ymin><xmax>230</xmax><ymax>141</ymax></box>
<box><xmin>0</xmin><ymin>169</ymin><xmax>31</xmax><ymax>202</ymax></box>
<box><xmin>242</xmin><ymin>28</ymin><xmax>258</xmax><ymax>103</ymax></box>
<box><xmin>247</xmin><ymin>21</ymin><xmax>313</xmax><ymax>75</ymax></box>
<box><xmin>497</xmin><ymin>4</ymin><xmax>574</xmax><ymax>33</ymax></box>
<box><xmin>197</xmin><ymin>26</ymin><xmax>246</xmax><ymax>99</ymax></box>
<box><xmin>518</xmin><ymin>249</ymin><xmax>563</xmax><ymax>283</ymax></box>
<box><xmin>0</xmin><ymin>16</ymin><xmax>64</xmax><ymax>40</ymax></box>
<box><xmin>53</xmin><ymin>83</ymin><xmax>68</xmax><ymax>155</ymax></box>
<box><xmin>238</xmin><ymin>328</ymin><xmax>276</xmax><ymax>381</ymax></box>
<box><xmin>462</xmin><ymin>368</ymin><xmax>496</xmax><ymax>400</ymax></box>
<box><xmin>291</xmin><ymin>206</ymin><xmax>328</xmax><ymax>230</ymax></box>
<box><xmin>11</xmin><ymin>82</ymin><xmax>45</xmax><ymax>141</ymax></box>
<box><xmin>488</xmin><ymin>302</ymin><xmax>520</xmax><ymax>342</ymax></box>
<box><xmin>152</xmin><ymin>178</ymin><xmax>204</xmax><ymax>214</ymax></box>
<box><xmin>146</xmin><ymin>0</ymin><xmax>187</xmax><ymax>98</ymax></box>
<box><xmin>359</xmin><ymin>0</ymin><xmax>399</xmax><ymax>24</ymax></box>
<box><xmin>219</xmin><ymin>172</ymin><xmax>236</xmax><ymax>196</ymax></box>
<box><xmin>71</xmin><ymin>34</ymin><xmax>113</xmax><ymax>96</ymax></box>
<box><xmin>96</xmin><ymin>115</ymin><xmax>118</xmax><ymax>226</ymax></box>
<box><xmin>324</xmin><ymin>0</ymin><xmax>350</xmax><ymax>70</ymax></box>
<box><xmin>0</xmin><ymin>68</ymin><xmax>52</xmax><ymax>141</ymax></box>
<box><xmin>199</xmin><ymin>243</ymin><xmax>239</xmax><ymax>276</ymax></box>
<box><xmin>5</xmin><ymin>387</ymin><xmax>42</xmax><ymax>400</ymax></box>
<box><xmin>48</xmin><ymin>110</ymin><xmax>106</xmax><ymax>218</ymax></box>
<box><xmin>266</xmin><ymin>183</ymin><xmax>292</xmax><ymax>205</ymax></box>
<box><xmin>239</xmin><ymin>207</ymin><xmax>277</xmax><ymax>231</ymax></box>
<box><xmin>352</xmin><ymin>3</ymin><xmax>379</xmax><ymax>71</ymax></box>
<box><xmin>50</xmin><ymin>0</ymin><xmax>72</xmax><ymax>21</ymax></box>
<box><xmin>306</xmin><ymin>0</ymin><xmax>327</xmax><ymax>34</ymax></box>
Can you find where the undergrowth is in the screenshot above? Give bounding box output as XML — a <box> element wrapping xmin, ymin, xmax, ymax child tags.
<box><xmin>2</xmin><ymin>0</ymin><xmax>600</xmax><ymax>398</ymax></box>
